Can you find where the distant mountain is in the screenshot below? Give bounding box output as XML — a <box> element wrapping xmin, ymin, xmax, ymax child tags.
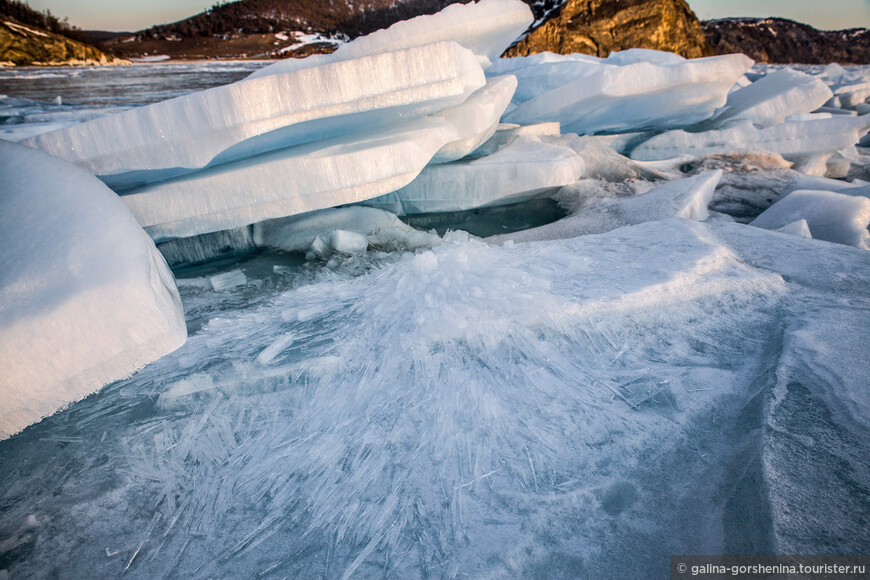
<box><xmin>505</xmin><ymin>0</ymin><xmax>714</xmax><ymax>58</ymax></box>
<box><xmin>703</xmin><ymin>18</ymin><xmax>870</xmax><ymax>64</ymax></box>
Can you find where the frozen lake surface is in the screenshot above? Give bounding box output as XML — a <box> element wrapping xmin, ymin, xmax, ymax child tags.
<box><xmin>1</xmin><ymin>57</ymin><xmax>869</xmax><ymax>579</ymax></box>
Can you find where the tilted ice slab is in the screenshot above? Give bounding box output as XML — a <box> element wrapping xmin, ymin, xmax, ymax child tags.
<box><xmin>23</xmin><ymin>42</ymin><xmax>485</xmax><ymax>190</ymax></box>
<box><xmin>502</xmin><ymin>54</ymin><xmax>753</xmax><ymax>135</ymax></box>
<box><xmin>750</xmin><ymin>189</ymin><xmax>870</xmax><ymax>250</ymax></box>
<box><xmin>122</xmin><ymin>117</ymin><xmax>460</xmax><ymax>241</ymax></box>
<box><xmin>253</xmin><ymin>206</ymin><xmax>440</xmax><ymax>253</ymax></box>
<box><xmin>494</xmin><ymin>170</ymin><xmax>722</xmax><ymax>243</ymax></box>
<box><xmin>631</xmin><ymin>115</ymin><xmax>870</xmax><ymax>161</ymax></box>
<box><xmin>249</xmin><ymin>0</ymin><xmax>533</xmax><ymax>78</ymax></box>
<box><xmin>429</xmin><ymin>75</ymin><xmax>517</xmax><ymax>163</ymax></box>
<box><xmin>487</xmin><ymin>52</ymin><xmax>607</xmax><ymax>104</ymax></box>
<box><xmin>701</xmin><ymin>68</ymin><xmax>833</xmax><ymax>129</ymax></box>
<box><xmin>0</xmin><ymin>141</ymin><xmax>186</xmax><ymax>440</ymax></box>
<box><xmin>363</xmin><ymin>135</ymin><xmax>585</xmax><ymax>215</ymax></box>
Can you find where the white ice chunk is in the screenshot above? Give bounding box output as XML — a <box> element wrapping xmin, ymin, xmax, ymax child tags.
<box><xmin>751</xmin><ymin>190</ymin><xmax>870</xmax><ymax>249</ymax></box>
<box><xmin>542</xmin><ymin>133</ymin><xmax>670</xmax><ymax>181</ymax></box>
<box><xmin>249</xmin><ymin>0</ymin><xmax>532</xmax><ymax>78</ymax></box>
<box><xmin>209</xmin><ymin>270</ymin><xmax>247</xmax><ymax>291</ymax></box>
<box><xmin>364</xmin><ymin>135</ymin><xmax>585</xmax><ymax>215</ymax></box>
<box><xmin>0</xmin><ymin>141</ymin><xmax>186</xmax><ymax>440</ymax></box>
<box><xmin>631</xmin><ymin>116</ymin><xmax>870</xmax><ymax>161</ymax></box>
<box><xmin>24</xmin><ymin>42</ymin><xmax>485</xmax><ymax>189</ymax></box>
<box><xmin>430</xmin><ymin>75</ymin><xmax>517</xmax><ymax>163</ymax></box>
<box><xmin>503</xmin><ymin>54</ymin><xmax>753</xmax><ymax>134</ymax></box>
<box><xmin>254</xmin><ymin>206</ymin><xmax>437</xmax><ymax>253</ymax></box>
<box><xmin>327</xmin><ymin>230</ymin><xmax>368</xmax><ymax>255</ymax></box>
<box><xmin>703</xmin><ymin>68</ymin><xmax>833</xmax><ymax>129</ymax></box>
<box><xmin>495</xmin><ymin>170</ymin><xmax>722</xmax><ymax>243</ymax></box>
<box><xmin>776</xmin><ymin>219</ymin><xmax>812</xmax><ymax>239</ymax></box>
<box><xmin>121</xmin><ymin>116</ymin><xmax>460</xmax><ymax>241</ymax></box>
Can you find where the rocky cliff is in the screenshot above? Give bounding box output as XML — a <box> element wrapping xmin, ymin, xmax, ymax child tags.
<box><xmin>703</xmin><ymin>18</ymin><xmax>870</xmax><ymax>65</ymax></box>
<box><xmin>505</xmin><ymin>0</ymin><xmax>714</xmax><ymax>58</ymax></box>
<box><xmin>0</xmin><ymin>19</ymin><xmax>126</xmax><ymax>66</ymax></box>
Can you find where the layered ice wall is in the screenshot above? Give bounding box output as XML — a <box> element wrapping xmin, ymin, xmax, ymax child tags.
<box><xmin>22</xmin><ymin>42</ymin><xmax>485</xmax><ymax>189</ymax></box>
<box><xmin>0</xmin><ymin>141</ymin><xmax>186</xmax><ymax>440</ymax></box>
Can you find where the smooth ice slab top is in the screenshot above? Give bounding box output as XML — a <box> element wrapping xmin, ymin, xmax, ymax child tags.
<box><xmin>0</xmin><ymin>141</ymin><xmax>187</xmax><ymax>440</ymax></box>
<box><xmin>22</xmin><ymin>42</ymin><xmax>485</xmax><ymax>189</ymax></box>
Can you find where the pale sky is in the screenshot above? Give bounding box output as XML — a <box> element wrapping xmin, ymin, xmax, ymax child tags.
<box><xmin>25</xmin><ymin>0</ymin><xmax>870</xmax><ymax>32</ymax></box>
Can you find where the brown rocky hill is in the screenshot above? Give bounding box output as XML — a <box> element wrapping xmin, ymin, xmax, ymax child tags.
<box><xmin>505</xmin><ymin>0</ymin><xmax>714</xmax><ymax>58</ymax></box>
<box><xmin>0</xmin><ymin>19</ymin><xmax>126</xmax><ymax>66</ymax></box>
<box><xmin>703</xmin><ymin>18</ymin><xmax>870</xmax><ymax>65</ymax></box>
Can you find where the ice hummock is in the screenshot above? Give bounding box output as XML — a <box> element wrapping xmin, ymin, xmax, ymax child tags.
<box><xmin>750</xmin><ymin>189</ymin><xmax>870</xmax><ymax>249</ymax></box>
<box><xmin>699</xmin><ymin>68</ymin><xmax>833</xmax><ymax>129</ymax></box>
<box><xmin>501</xmin><ymin>54</ymin><xmax>753</xmax><ymax>134</ymax></box>
<box><xmin>631</xmin><ymin>115</ymin><xmax>870</xmax><ymax>162</ymax></box>
<box><xmin>248</xmin><ymin>0</ymin><xmax>533</xmax><ymax>78</ymax></box>
<box><xmin>494</xmin><ymin>170</ymin><xmax>722</xmax><ymax>243</ymax></box>
<box><xmin>22</xmin><ymin>42</ymin><xmax>485</xmax><ymax>190</ymax></box>
<box><xmin>0</xmin><ymin>141</ymin><xmax>186</xmax><ymax>440</ymax></box>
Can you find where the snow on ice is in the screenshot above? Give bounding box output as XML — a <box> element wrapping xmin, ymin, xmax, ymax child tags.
<box><xmin>0</xmin><ymin>141</ymin><xmax>186</xmax><ymax>440</ymax></box>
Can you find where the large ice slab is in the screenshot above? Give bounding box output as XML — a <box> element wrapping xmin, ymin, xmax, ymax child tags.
<box><xmin>363</xmin><ymin>135</ymin><xmax>585</xmax><ymax>215</ymax></box>
<box><xmin>495</xmin><ymin>170</ymin><xmax>722</xmax><ymax>243</ymax></box>
<box><xmin>249</xmin><ymin>0</ymin><xmax>533</xmax><ymax>78</ymax></box>
<box><xmin>502</xmin><ymin>54</ymin><xmax>753</xmax><ymax>135</ymax></box>
<box><xmin>631</xmin><ymin>115</ymin><xmax>870</xmax><ymax>162</ymax></box>
<box><xmin>430</xmin><ymin>75</ymin><xmax>517</xmax><ymax>163</ymax></box>
<box><xmin>701</xmin><ymin>68</ymin><xmax>833</xmax><ymax>129</ymax></box>
<box><xmin>0</xmin><ymin>141</ymin><xmax>186</xmax><ymax>440</ymax></box>
<box><xmin>750</xmin><ymin>189</ymin><xmax>870</xmax><ymax>249</ymax></box>
<box><xmin>487</xmin><ymin>52</ymin><xmax>606</xmax><ymax>104</ymax></box>
<box><xmin>23</xmin><ymin>42</ymin><xmax>485</xmax><ymax>189</ymax></box>
<box><xmin>121</xmin><ymin>117</ymin><xmax>459</xmax><ymax>241</ymax></box>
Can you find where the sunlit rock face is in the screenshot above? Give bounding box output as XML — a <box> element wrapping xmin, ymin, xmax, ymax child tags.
<box><xmin>505</xmin><ymin>0</ymin><xmax>715</xmax><ymax>59</ymax></box>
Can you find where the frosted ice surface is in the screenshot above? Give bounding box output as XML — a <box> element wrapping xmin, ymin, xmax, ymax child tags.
<box><xmin>467</xmin><ymin>121</ymin><xmax>561</xmax><ymax>158</ymax></box>
<box><xmin>429</xmin><ymin>75</ymin><xmax>517</xmax><ymax>163</ymax></box>
<box><xmin>253</xmin><ymin>206</ymin><xmax>439</xmax><ymax>253</ymax></box>
<box><xmin>502</xmin><ymin>54</ymin><xmax>753</xmax><ymax>134</ymax></box>
<box><xmin>323</xmin><ymin>230</ymin><xmax>369</xmax><ymax>255</ymax></box>
<box><xmin>702</xmin><ymin>68</ymin><xmax>833</xmax><ymax>129</ymax></box>
<box><xmin>631</xmin><ymin>115</ymin><xmax>870</xmax><ymax>161</ymax></box>
<box><xmin>23</xmin><ymin>42</ymin><xmax>485</xmax><ymax>189</ymax></box>
<box><xmin>603</xmin><ymin>48</ymin><xmax>686</xmax><ymax>67</ymax></box>
<box><xmin>751</xmin><ymin>190</ymin><xmax>870</xmax><ymax>249</ymax></box>
<box><xmin>248</xmin><ymin>0</ymin><xmax>533</xmax><ymax>78</ymax></box>
<box><xmin>363</xmin><ymin>135</ymin><xmax>585</xmax><ymax>215</ymax></box>
<box><xmin>543</xmin><ymin>133</ymin><xmax>671</xmax><ymax>181</ymax></box>
<box><xmin>494</xmin><ymin>170</ymin><xmax>722</xmax><ymax>243</ymax></box>
<box><xmin>0</xmin><ymin>141</ymin><xmax>186</xmax><ymax>440</ymax></box>
<box><xmin>776</xmin><ymin>219</ymin><xmax>812</xmax><ymax>239</ymax></box>
<box><xmin>121</xmin><ymin>116</ymin><xmax>460</xmax><ymax>241</ymax></box>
